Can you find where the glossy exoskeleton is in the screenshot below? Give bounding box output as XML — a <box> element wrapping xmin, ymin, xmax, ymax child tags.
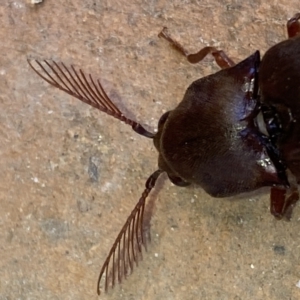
<box><xmin>28</xmin><ymin>13</ymin><xmax>300</xmax><ymax>295</ymax></box>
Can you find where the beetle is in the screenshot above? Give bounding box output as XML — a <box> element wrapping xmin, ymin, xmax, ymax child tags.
<box><xmin>28</xmin><ymin>13</ymin><xmax>300</xmax><ymax>295</ymax></box>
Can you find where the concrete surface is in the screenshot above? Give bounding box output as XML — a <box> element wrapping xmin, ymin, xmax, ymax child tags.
<box><xmin>1</xmin><ymin>0</ymin><xmax>300</xmax><ymax>299</ymax></box>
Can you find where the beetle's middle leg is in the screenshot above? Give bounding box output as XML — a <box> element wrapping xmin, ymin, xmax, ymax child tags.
<box><xmin>270</xmin><ymin>186</ymin><xmax>299</xmax><ymax>220</ymax></box>
<box><xmin>287</xmin><ymin>13</ymin><xmax>300</xmax><ymax>38</ymax></box>
<box><xmin>158</xmin><ymin>27</ymin><xmax>235</xmax><ymax>69</ymax></box>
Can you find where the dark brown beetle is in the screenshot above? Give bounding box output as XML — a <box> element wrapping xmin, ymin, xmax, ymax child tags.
<box><xmin>28</xmin><ymin>13</ymin><xmax>300</xmax><ymax>295</ymax></box>
<box><xmin>258</xmin><ymin>13</ymin><xmax>300</xmax><ymax>219</ymax></box>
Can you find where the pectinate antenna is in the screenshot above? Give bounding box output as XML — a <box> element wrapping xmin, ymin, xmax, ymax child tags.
<box><xmin>97</xmin><ymin>169</ymin><xmax>163</xmax><ymax>295</ymax></box>
<box><xmin>27</xmin><ymin>59</ymin><xmax>155</xmax><ymax>138</ymax></box>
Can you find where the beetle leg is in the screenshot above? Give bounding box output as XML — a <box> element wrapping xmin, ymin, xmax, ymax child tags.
<box><xmin>270</xmin><ymin>186</ymin><xmax>299</xmax><ymax>220</ymax></box>
<box><xmin>283</xmin><ymin>189</ymin><xmax>299</xmax><ymax>219</ymax></box>
<box><xmin>158</xmin><ymin>27</ymin><xmax>235</xmax><ymax>69</ymax></box>
<box><xmin>287</xmin><ymin>13</ymin><xmax>300</xmax><ymax>38</ymax></box>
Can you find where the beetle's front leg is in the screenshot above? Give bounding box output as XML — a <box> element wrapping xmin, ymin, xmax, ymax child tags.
<box><xmin>158</xmin><ymin>27</ymin><xmax>235</xmax><ymax>69</ymax></box>
<box><xmin>287</xmin><ymin>13</ymin><xmax>300</xmax><ymax>38</ymax></box>
<box><xmin>270</xmin><ymin>186</ymin><xmax>299</xmax><ymax>220</ymax></box>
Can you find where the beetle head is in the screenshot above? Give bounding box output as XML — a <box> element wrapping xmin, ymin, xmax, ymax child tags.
<box><xmin>154</xmin><ymin>51</ymin><xmax>287</xmax><ymax>196</ymax></box>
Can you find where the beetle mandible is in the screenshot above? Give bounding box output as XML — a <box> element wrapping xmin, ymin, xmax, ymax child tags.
<box><xmin>28</xmin><ymin>13</ymin><xmax>300</xmax><ymax>295</ymax></box>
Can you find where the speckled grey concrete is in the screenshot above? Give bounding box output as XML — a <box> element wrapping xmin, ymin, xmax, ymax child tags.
<box><xmin>1</xmin><ymin>1</ymin><xmax>300</xmax><ymax>299</ymax></box>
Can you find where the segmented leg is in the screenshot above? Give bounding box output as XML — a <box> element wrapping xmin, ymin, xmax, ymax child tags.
<box><xmin>270</xmin><ymin>187</ymin><xmax>299</xmax><ymax>220</ymax></box>
<box><xmin>287</xmin><ymin>13</ymin><xmax>300</xmax><ymax>38</ymax></box>
<box><xmin>158</xmin><ymin>27</ymin><xmax>235</xmax><ymax>69</ymax></box>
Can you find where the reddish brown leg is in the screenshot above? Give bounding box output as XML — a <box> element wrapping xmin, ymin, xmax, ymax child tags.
<box><xmin>158</xmin><ymin>27</ymin><xmax>235</xmax><ymax>69</ymax></box>
<box><xmin>270</xmin><ymin>187</ymin><xmax>299</xmax><ymax>220</ymax></box>
<box><xmin>287</xmin><ymin>13</ymin><xmax>300</xmax><ymax>38</ymax></box>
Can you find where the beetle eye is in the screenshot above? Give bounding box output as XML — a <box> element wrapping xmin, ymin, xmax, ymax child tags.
<box><xmin>256</xmin><ymin>110</ymin><xmax>269</xmax><ymax>136</ymax></box>
<box><xmin>157</xmin><ymin>111</ymin><xmax>170</xmax><ymax>129</ymax></box>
